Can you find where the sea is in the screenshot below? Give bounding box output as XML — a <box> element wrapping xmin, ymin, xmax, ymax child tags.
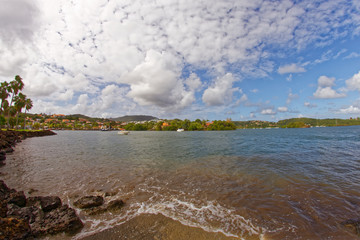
<box><xmin>1</xmin><ymin>126</ymin><xmax>360</xmax><ymax>239</ymax></box>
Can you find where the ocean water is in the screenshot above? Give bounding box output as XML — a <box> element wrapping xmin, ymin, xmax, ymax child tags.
<box><xmin>1</xmin><ymin>126</ymin><xmax>360</xmax><ymax>239</ymax></box>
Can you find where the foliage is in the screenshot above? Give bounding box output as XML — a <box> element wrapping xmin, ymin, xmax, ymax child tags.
<box><xmin>0</xmin><ymin>75</ymin><xmax>33</xmax><ymax>129</ymax></box>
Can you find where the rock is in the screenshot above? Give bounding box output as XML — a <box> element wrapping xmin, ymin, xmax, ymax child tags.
<box><xmin>8</xmin><ymin>191</ymin><xmax>26</xmax><ymax>207</ymax></box>
<box><xmin>31</xmin><ymin>204</ymin><xmax>83</xmax><ymax>236</ymax></box>
<box><xmin>0</xmin><ymin>200</ymin><xmax>7</xmax><ymax>217</ymax></box>
<box><xmin>0</xmin><ymin>151</ymin><xmax>6</xmax><ymax>161</ymax></box>
<box><xmin>85</xmin><ymin>199</ymin><xmax>125</xmax><ymax>215</ymax></box>
<box><xmin>4</xmin><ymin>147</ymin><xmax>14</xmax><ymax>153</ymax></box>
<box><xmin>74</xmin><ymin>196</ymin><xmax>104</xmax><ymax>209</ymax></box>
<box><xmin>7</xmin><ymin>204</ymin><xmax>43</xmax><ymax>224</ymax></box>
<box><xmin>0</xmin><ymin>180</ymin><xmax>10</xmax><ymax>201</ymax></box>
<box><xmin>0</xmin><ymin>217</ymin><xmax>32</xmax><ymax>240</ymax></box>
<box><xmin>342</xmin><ymin>218</ymin><xmax>360</xmax><ymax>235</ymax></box>
<box><xmin>39</xmin><ymin>196</ymin><xmax>62</xmax><ymax>212</ymax></box>
<box><xmin>107</xmin><ymin>199</ymin><xmax>125</xmax><ymax>210</ymax></box>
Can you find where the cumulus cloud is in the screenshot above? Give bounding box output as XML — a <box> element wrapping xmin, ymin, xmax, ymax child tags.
<box><xmin>261</xmin><ymin>108</ymin><xmax>276</xmax><ymax>115</ymax></box>
<box><xmin>339</xmin><ymin>105</ymin><xmax>360</xmax><ymax>114</ymax></box>
<box><xmin>278</xmin><ymin>63</ymin><xmax>306</xmax><ymax>74</ymax></box>
<box><xmin>346</xmin><ymin>71</ymin><xmax>360</xmax><ymax>92</ymax></box>
<box><xmin>0</xmin><ymin>0</ymin><xmax>40</xmax><ymax>43</ymax></box>
<box><xmin>0</xmin><ymin>0</ymin><xmax>359</xmax><ymax>117</ymax></box>
<box><xmin>202</xmin><ymin>73</ymin><xmax>238</xmax><ymax>106</ymax></box>
<box><xmin>313</xmin><ymin>76</ymin><xmax>346</xmax><ymax>99</ymax></box>
<box><xmin>277</xmin><ymin>106</ymin><xmax>288</xmax><ymax>112</ymax></box>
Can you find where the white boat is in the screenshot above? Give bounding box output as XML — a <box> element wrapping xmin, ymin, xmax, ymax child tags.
<box><xmin>177</xmin><ymin>128</ymin><xmax>184</xmax><ymax>132</ymax></box>
<box><xmin>118</xmin><ymin>130</ymin><xmax>129</xmax><ymax>135</ymax></box>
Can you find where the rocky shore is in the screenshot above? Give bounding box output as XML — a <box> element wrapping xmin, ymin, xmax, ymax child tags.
<box><xmin>0</xmin><ymin>130</ymin><xmax>84</xmax><ymax>239</ymax></box>
<box><xmin>0</xmin><ymin>130</ymin><xmax>128</xmax><ymax>239</ymax></box>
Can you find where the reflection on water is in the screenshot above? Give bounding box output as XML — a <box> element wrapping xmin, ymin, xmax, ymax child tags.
<box><xmin>1</xmin><ymin>127</ymin><xmax>360</xmax><ymax>239</ymax></box>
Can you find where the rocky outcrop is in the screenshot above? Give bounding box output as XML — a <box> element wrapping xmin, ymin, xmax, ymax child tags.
<box><xmin>74</xmin><ymin>195</ymin><xmax>104</xmax><ymax>209</ymax></box>
<box><xmin>0</xmin><ymin>180</ymin><xmax>83</xmax><ymax>239</ymax></box>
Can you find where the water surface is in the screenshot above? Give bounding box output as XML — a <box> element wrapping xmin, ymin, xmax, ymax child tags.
<box><xmin>1</xmin><ymin>127</ymin><xmax>360</xmax><ymax>239</ymax></box>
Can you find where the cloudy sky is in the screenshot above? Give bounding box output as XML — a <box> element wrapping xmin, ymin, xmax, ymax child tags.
<box><xmin>1</xmin><ymin>0</ymin><xmax>360</xmax><ymax>121</ymax></box>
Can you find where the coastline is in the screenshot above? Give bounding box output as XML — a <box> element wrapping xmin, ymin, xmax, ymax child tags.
<box><xmin>0</xmin><ymin>129</ymin><xmax>85</xmax><ymax>239</ymax></box>
<box><xmin>79</xmin><ymin>213</ymin><xmax>239</xmax><ymax>240</ymax></box>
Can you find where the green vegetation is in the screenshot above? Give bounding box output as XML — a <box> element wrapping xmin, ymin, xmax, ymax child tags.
<box><xmin>0</xmin><ymin>75</ymin><xmax>33</xmax><ymax>129</ymax></box>
<box><xmin>122</xmin><ymin>119</ymin><xmax>237</xmax><ymax>131</ymax></box>
<box><xmin>234</xmin><ymin>117</ymin><xmax>360</xmax><ymax>129</ymax></box>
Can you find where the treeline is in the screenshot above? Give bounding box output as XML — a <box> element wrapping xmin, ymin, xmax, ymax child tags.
<box><xmin>0</xmin><ymin>75</ymin><xmax>33</xmax><ymax>129</ymax></box>
<box><xmin>123</xmin><ymin>119</ymin><xmax>237</xmax><ymax>131</ymax></box>
<box><xmin>277</xmin><ymin>117</ymin><xmax>360</xmax><ymax>128</ymax></box>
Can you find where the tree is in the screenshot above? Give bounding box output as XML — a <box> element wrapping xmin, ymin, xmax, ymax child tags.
<box><xmin>14</xmin><ymin>93</ymin><xmax>26</xmax><ymax>129</ymax></box>
<box><xmin>23</xmin><ymin>98</ymin><xmax>33</xmax><ymax>129</ymax></box>
<box><xmin>0</xmin><ymin>82</ymin><xmax>10</xmax><ymax>116</ymax></box>
<box><xmin>6</xmin><ymin>76</ymin><xmax>24</xmax><ymax>129</ymax></box>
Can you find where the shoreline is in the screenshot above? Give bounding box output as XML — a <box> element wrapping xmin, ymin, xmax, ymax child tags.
<box><xmin>0</xmin><ymin>130</ymin><xmax>86</xmax><ymax>239</ymax></box>
<box><xmin>79</xmin><ymin>213</ymin><xmax>239</xmax><ymax>240</ymax></box>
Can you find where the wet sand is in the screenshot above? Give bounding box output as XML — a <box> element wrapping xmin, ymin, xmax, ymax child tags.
<box><xmin>80</xmin><ymin>213</ymin><xmax>241</xmax><ymax>240</ymax></box>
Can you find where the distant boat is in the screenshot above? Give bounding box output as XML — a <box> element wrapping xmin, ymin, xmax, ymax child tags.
<box><xmin>177</xmin><ymin>128</ymin><xmax>184</xmax><ymax>132</ymax></box>
<box><xmin>118</xmin><ymin>130</ymin><xmax>129</xmax><ymax>135</ymax></box>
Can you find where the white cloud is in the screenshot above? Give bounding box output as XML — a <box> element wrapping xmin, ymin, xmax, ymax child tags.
<box><xmin>339</xmin><ymin>105</ymin><xmax>360</xmax><ymax>114</ymax></box>
<box><xmin>346</xmin><ymin>71</ymin><xmax>360</xmax><ymax>92</ymax></box>
<box><xmin>313</xmin><ymin>76</ymin><xmax>346</xmax><ymax>99</ymax></box>
<box><xmin>286</xmin><ymin>92</ymin><xmax>299</xmax><ymax>105</ymax></box>
<box><xmin>202</xmin><ymin>73</ymin><xmax>238</xmax><ymax>106</ymax></box>
<box><xmin>286</xmin><ymin>74</ymin><xmax>293</xmax><ymax>82</ymax></box>
<box><xmin>344</xmin><ymin>52</ymin><xmax>360</xmax><ymax>59</ymax></box>
<box><xmin>261</xmin><ymin>108</ymin><xmax>276</xmax><ymax>115</ymax></box>
<box><xmin>277</xmin><ymin>106</ymin><xmax>288</xmax><ymax>112</ymax></box>
<box><xmin>278</xmin><ymin>63</ymin><xmax>305</xmax><ymax>74</ymax></box>
<box><xmin>0</xmin><ymin>0</ymin><xmax>358</xmax><ymax>117</ymax></box>
<box><xmin>250</xmin><ymin>89</ymin><xmax>258</xmax><ymax>93</ymax></box>
<box><xmin>304</xmin><ymin>102</ymin><xmax>317</xmax><ymax>108</ymax></box>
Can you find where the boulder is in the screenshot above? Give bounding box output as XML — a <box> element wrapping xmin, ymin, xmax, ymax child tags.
<box><xmin>0</xmin><ymin>217</ymin><xmax>32</xmax><ymax>240</ymax></box>
<box><xmin>0</xmin><ymin>200</ymin><xmax>7</xmax><ymax>217</ymax></box>
<box><xmin>107</xmin><ymin>199</ymin><xmax>125</xmax><ymax>210</ymax></box>
<box><xmin>31</xmin><ymin>204</ymin><xmax>83</xmax><ymax>236</ymax></box>
<box><xmin>8</xmin><ymin>191</ymin><xmax>26</xmax><ymax>207</ymax></box>
<box><xmin>39</xmin><ymin>196</ymin><xmax>62</xmax><ymax>212</ymax></box>
<box><xmin>7</xmin><ymin>204</ymin><xmax>43</xmax><ymax>224</ymax></box>
<box><xmin>74</xmin><ymin>195</ymin><xmax>104</xmax><ymax>209</ymax></box>
<box><xmin>0</xmin><ymin>180</ymin><xmax>10</xmax><ymax>200</ymax></box>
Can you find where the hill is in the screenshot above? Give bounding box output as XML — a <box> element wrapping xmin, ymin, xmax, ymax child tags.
<box><xmin>110</xmin><ymin>115</ymin><xmax>158</xmax><ymax>122</ymax></box>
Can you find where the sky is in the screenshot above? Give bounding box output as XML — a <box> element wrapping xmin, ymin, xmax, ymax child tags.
<box><xmin>1</xmin><ymin>0</ymin><xmax>360</xmax><ymax>121</ymax></box>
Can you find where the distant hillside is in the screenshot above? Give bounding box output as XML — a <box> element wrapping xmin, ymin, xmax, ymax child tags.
<box><xmin>111</xmin><ymin>115</ymin><xmax>158</xmax><ymax>122</ymax></box>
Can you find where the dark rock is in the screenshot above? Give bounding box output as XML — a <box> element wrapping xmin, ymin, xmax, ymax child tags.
<box><xmin>4</xmin><ymin>147</ymin><xmax>14</xmax><ymax>153</ymax></box>
<box><xmin>0</xmin><ymin>200</ymin><xmax>7</xmax><ymax>217</ymax></box>
<box><xmin>7</xmin><ymin>204</ymin><xmax>43</xmax><ymax>224</ymax></box>
<box><xmin>0</xmin><ymin>217</ymin><xmax>32</xmax><ymax>240</ymax></box>
<box><xmin>86</xmin><ymin>199</ymin><xmax>125</xmax><ymax>215</ymax></box>
<box><xmin>0</xmin><ymin>180</ymin><xmax>10</xmax><ymax>201</ymax></box>
<box><xmin>107</xmin><ymin>199</ymin><xmax>125</xmax><ymax>210</ymax></box>
<box><xmin>39</xmin><ymin>196</ymin><xmax>62</xmax><ymax>212</ymax></box>
<box><xmin>342</xmin><ymin>218</ymin><xmax>360</xmax><ymax>235</ymax></box>
<box><xmin>74</xmin><ymin>195</ymin><xmax>104</xmax><ymax>209</ymax></box>
<box><xmin>8</xmin><ymin>191</ymin><xmax>26</xmax><ymax>207</ymax></box>
<box><xmin>0</xmin><ymin>151</ymin><xmax>6</xmax><ymax>161</ymax></box>
<box><xmin>31</xmin><ymin>204</ymin><xmax>83</xmax><ymax>236</ymax></box>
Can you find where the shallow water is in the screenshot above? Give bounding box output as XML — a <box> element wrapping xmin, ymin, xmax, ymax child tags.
<box><xmin>1</xmin><ymin>127</ymin><xmax>360</xmax><ymax>239</ymax></box>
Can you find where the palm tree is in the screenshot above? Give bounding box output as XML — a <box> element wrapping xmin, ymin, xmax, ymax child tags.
<box><xmin>14</xmin><ymin>93</ymin><xmax>26</xmax><ymax>129</ymax></box>
<box><xmin>6</xmin><ymin>75</ymin><xmax>24</xmax><ymax>129</ymax></box>
<box><xmin>0</xmin><ymin>82</ymin><xmax>10</xmax><ymax>116</ymax></box>
<box><xmin>23</xmin><ymin>98</ymin><xmax>33</xmax><ymax>129</ymax></box>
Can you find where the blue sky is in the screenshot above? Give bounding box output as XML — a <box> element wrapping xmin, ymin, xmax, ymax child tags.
<box><xmin>1</xmin><ymin>0</ymin><xmax>360</xmax><ymax>121</ymax></box>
